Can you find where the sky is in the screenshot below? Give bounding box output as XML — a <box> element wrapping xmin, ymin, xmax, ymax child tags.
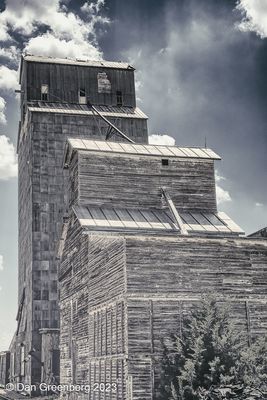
<box><xmin>0</xmin><ymin>0</ymin><xmax>267</xmax><ymax>350</ymax></box>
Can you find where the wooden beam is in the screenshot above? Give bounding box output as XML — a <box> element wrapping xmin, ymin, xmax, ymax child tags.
<box><xmin>161</xmin><ymin>188</ymin><xmax>188</xmax><ymax>235</ymax></box>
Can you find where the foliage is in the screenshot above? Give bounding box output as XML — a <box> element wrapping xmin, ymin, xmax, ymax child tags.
<box><xmin>159</xmin><ymin>295</ymin><xmax>267</xmax><ymax>400</ymax></box>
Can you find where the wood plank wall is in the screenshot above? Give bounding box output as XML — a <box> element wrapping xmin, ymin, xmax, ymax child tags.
<box><xmin>26</xmin><ymin>62</ymin><xmax>136</xmax><ymax>107</ymax></box>
<box><xmin>73</xmin><ymin>152</ymin><xmax>217</xmax><ymax>212</ymax></box>
<box><xmin>15</xmin><ymin>105</ymin><xmax>147</xmax><ymax>386</ymax></box>
<box><xmin>60</xmin><ymin>227</ymin><xmax>267</xmax><ymax>400</ymax></box>
<box><xmin>125</xmin><ymin>235</ymin><xmax>267</xmax><ymax>398</ymax></box>
<box><xmin>0</xmin><ymin>352</ymin><xmax>10</xmax><ymax>386</ymax></box>
<box><xmin>60</xmin><ymin>228</ymin><xmax>127</xmax><ymax>398</ymax></box>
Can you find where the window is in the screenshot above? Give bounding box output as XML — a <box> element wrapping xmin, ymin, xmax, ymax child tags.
<box><xmin>41</xmin><ymin>84</ymin><xmax>49</xmax><ymax>101</ymax></box>
<box><xmin>162</xmin><ymin>159</ymin><xmax>169</xmax><ymax>166</ymax></box>
<box><xmin>116</xmin><ymin>90</ymin><xmax>123</xmax><ymax>107</ymax></box>
<box><xmin>79</xmin><ymin>88</ymin><xmax>87</xmax><ymax>104</ymax></box>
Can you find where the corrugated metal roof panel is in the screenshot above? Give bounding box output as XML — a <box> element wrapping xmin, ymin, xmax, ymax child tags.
<box><xmin>67</xmin><ymin>138</ymin><xmax>221</xmax><ymax>160</ymax></box>
<box><xmin>73</xmin><ymin>206</ymin><xmax>243</xmax><ymax>235</ymax></box>
<box><xmin>23</xmin><ymin>55</ymin><xmax>134</xmax><ymax>70</ymax></box>
<box><xmin>28</xmin><ymin>105</ymin><xmax>148</xmax><ymax>119</ymax></box>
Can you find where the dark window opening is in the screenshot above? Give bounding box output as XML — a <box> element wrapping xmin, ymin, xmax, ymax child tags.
<box><xmin>41</xmin><ymin>84</ymin><xmax>49</xmax><ymax>101</ymax></box>
<box><xmin>162</xmin><ymin>159</ymin><xmax>169</xmax><ymax>166</ymax></box>
<box><xmin>116</xmin><ymin>90</ymin><xmax>123</xmax><ymax>107</ymax></box>
<box><xmin>80</xmin><ymin>89</ymin><xmax>85</xmax><ymax>97</ymax></box>
<box><xmin>79</xmin><ymin>88</ymin><xmax>86</xmax><ymax>104</ymax></box>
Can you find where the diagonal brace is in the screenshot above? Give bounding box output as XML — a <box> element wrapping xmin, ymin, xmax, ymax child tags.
<box><xmin>161</xmin><ymin>188</ymin><xmax>188</xmax><ymax>235</ymax></box>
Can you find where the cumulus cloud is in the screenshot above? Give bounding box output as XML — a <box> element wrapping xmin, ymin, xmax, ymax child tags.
<box><xmin>215</xmin><ymin>171</ymin><xmax>232</xmax><ymax>205</ymax></box>
<box><xmin>81</xmin><ymin>0</ymin><xmax>105</xmax><ymax>14</ymax></box>
<box><xmin>0</xmin><ymin>66</ymin><xmax>18</xmax><ymax>91</ymax></box>
<box><xmin>216</xmin><ymin>185</ymin><xmax>232</xmax><ymax>205</ymax></box>
<box><xmin>25</xmin><ymin>32</ymin><xmax>102</xmax><ymax>60</ymax></box>
<box><xmin>236</xmin><ymin>0</ymin><xmax>267</xmax><ymax>38</ymax></box>
<box><xmin>149</xmin><ymin>134</ymin><xmax>176</xmax><ymax>146</ymax></box>
<box><xmin>0</xmin><ymin>135</ymin><xmax>18</xmax><ymax>180</ymax></box>
<box><xmin>0</xmin><ymin>97</ymin><xmax>7</xmax><ymax>124</ymax></box>
<box><xmin>0</xmin><ymin>255</ymin><xmax>3</xmax><ymax>271</ymax></box>
<box><xmin>0</xmin><ymin>0</ymin><xmax>108</xmax><ymax>61</ymax></box>
<box><xmin>0</xmin><ymin>46</ymin><xmax>20</xmax><ymax>64</ymax></box>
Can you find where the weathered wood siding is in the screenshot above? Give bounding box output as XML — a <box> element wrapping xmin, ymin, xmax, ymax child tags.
<box><xmin>72</xmin><ymin>152</ymin><xmax>216</xmax><ymax>212</ymax></box>
<box><xmin>59</xmin><ymin>222</ymin><xmax>267</xmax><ymax>400</ymax></box>
<box><xmin>24</xmin><ymin>61</ymin><xmax>136</xmax><ymax>107</ymax></box>
<box><xmin>125</xmin><ymin>235</ymin><xmax>267</xmax><ymax>398</ymax></box>
<box><xmin>16</xmin><ymin>104</ymin><xmax>147</xmax><ymax>386</ymax></box>
<box><xmin>40</xmin><ymin>329</ymin><xmax>60</xmax><ymax>384</ymax></box>
<box><xmin>0</xmin><ymin>351</ymin><xmax>10</xmax><ymax>386</ymax></box>
<box><xmin>60</xmin><ymin>227</ymin><xmax>127</xmax><ymax>398</ymax></box>
<box><xmin>16</xmin><ymin>54</ymin><xmax>148</xmax><ymax>389</ymax></box>
<box><xmin>125</xmin><ymin>236</ymin><xmax>267</xmax><ymax>300</ymax></box>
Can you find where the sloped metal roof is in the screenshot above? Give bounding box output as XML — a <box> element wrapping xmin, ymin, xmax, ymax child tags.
<box><xmin>65</xmin><ymin>138</ymin><xmax>221</xmax><ymax>163</ymax></box>
<box><xmin>73</xmin><ymin>206</ymin><xmax>244</xmax><ymax>235</ymax></box>
<box><xmin>28</xmin><ymin>104</ymin><xmax>147</xmax><ymax>119</ymax></box>
<box><xmin>247</xmin><ymin>227</ymin><xmax>267</xmax><ymax>238</ymax></box>
<box><xmin>22</xmin><ymin>55</ymin><xmax>134</xmax><ymax>70</ymax></box>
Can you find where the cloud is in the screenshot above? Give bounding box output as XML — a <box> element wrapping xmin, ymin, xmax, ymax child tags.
<box><xmin>216</xmin><ymin>185</ymin><xmax>232</xmax><ymax>204</ymax></box>
<box><xmin>255</xmin><ymin>202</ymin><xmax>263</xmax><ymax>207</ymax></box>
<box><xmin>0</xmin><ymin>46</ymin><xmax>20</xmax><ymax>64</ymax></box>
<box><xmin>149</xmin><ymin>134</ymin><xmax>176</xmax><ymax>146</ymax></box>
<box><xmin>0</xmin><ymin>135</ymin><xmax>18</xmax><ymax>180</ymax></box>
<box><xmin>236</xmin><ymin>0</ymin><xmax>267</xmax><ymax>38</ymax></box>
<box><xmin>25</xmin><ymin>33</ymin><xmax>102</xmax><ymax>60</ymax></box>
<box><xmin>215</xmin><ymin>171</ymin><xmax>232</xmax><ymax>205</ymax></box>
<box><xmin>0</xmin><ymin>0</ymin><xmax>108</xmax><ymax>61</ymax></box>
<box><xmin>81</xmin><ymin>0</ymin><xmax>105</xmax><ymax>14</ymax></box>
<box><xmin>0</xmin><ymin>97</ymin><xmax>7</xmax><ymax>124</ymax></box>
<box><xmin>0</xmin><ymin>66</ymin><xmax>18</xmax><ymax>91</ymax></box>
<box><xmin>0</xmin><ymin>255</ymin><xmax>3</xmax><ymax>271</ymax></box>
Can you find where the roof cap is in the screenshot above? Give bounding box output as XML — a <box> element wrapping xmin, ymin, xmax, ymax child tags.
<box><xmin>64</xmin><ymin>138</ymin><xmax>221</xmax><ymax>165</ymax></box>
<box><xmin>21</xmin><ymin>54</ymin><xmax>135</xmax><ymax>70</ymax></box>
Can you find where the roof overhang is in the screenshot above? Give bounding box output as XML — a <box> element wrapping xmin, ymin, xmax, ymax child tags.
<box><xmin>73</xmin><ymin>205</ymin><xmax>244</xmax><ymax>236</ymax></box>
<box><xmin>21</xmin><ymin>54</ymin><xmax>135</xmax><ymax>70</ymax></box>
<box><xmin>64</xmin><ymin>138</ymin><xmax>221</xmax><ymax>167</ymax></box>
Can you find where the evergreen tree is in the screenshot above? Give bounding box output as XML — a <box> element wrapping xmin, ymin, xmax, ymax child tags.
<box><xmin>159</xmin><ymin>295</ymin><xmax>267</xmax><ymax>400</ymax></box>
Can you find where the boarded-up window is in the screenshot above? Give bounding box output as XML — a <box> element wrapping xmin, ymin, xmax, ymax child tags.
<box><xmin>41</xmin><ymin>84</ymin><xmax>49</xmax><ymax>101</ymax></box>
<box><xmin>97</xmin><ymin>72</ymin><xmax>111</xmax><ymax>93</ymax></box>
<box><xmin>79</xmin><ymin>89</ymin><xmax>86</xmax><ymax>104</ymax></box>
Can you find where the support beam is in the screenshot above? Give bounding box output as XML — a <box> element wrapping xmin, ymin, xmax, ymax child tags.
<box><xmin>87</xmin><ymin>101</ymin><xmax>135</xmax><ymax>144</ymax></box>
<box><xmin>161</xmin><ymin>188</ymin><xmax>188</xmax><ymax>235</ymax></box>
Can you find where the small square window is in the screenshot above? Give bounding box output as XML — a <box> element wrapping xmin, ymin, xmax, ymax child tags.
<box><xmin>41</xmin><ymin>84</ymin><xmax>48</xmax><ymax>101</ymax></box>
<box><xmin>162</xmin><ymin>159</ymin><xmax>169</xmax><ymax>166</ymax></box>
